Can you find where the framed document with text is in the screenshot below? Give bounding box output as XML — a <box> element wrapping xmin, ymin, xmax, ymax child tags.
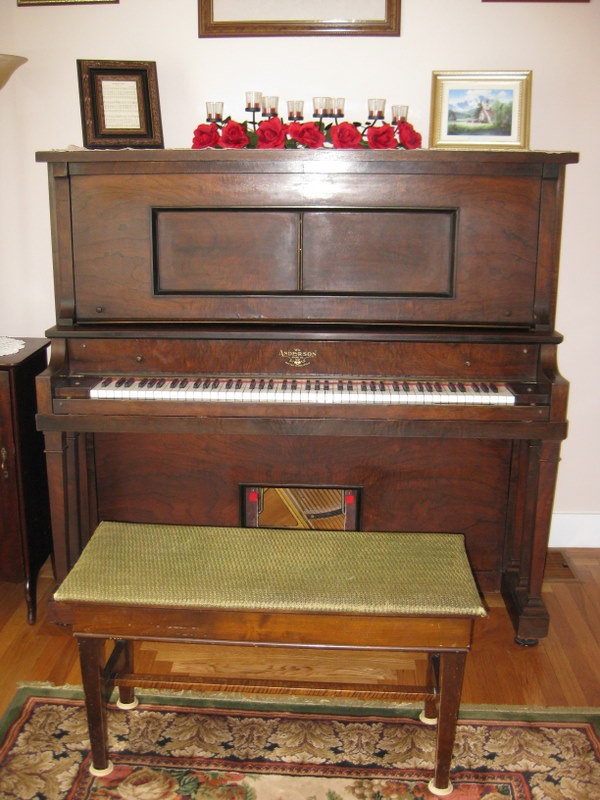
<box><xmin>77</xmin><ymin>60</ymin><xmax>163</xmax><ymax>148</ymax></box>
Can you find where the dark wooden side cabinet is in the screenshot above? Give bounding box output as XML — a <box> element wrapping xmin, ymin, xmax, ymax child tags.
<box><xmin>0</xmin><ymin>338</ymin><xmax>51</xmax><ymax>623</ymax></box>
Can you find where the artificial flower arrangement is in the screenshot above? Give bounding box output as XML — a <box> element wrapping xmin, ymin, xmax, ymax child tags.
<box><xmin>191</xmin><ymin>116</ymin><xmax>422</xmax><ymax>151</ymax></box>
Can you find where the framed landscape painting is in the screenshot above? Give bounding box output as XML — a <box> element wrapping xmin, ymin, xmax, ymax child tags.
<box><xmin>430</xmin><ymin>70</ymin><xmax>531</xmax><ymax>150</ymax></box>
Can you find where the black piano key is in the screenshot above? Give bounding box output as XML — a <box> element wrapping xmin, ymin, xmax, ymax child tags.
<box><xmin>291</xmin><ymin>379</ymin><xmax>297</xmax><ymax>391</ymax></box>
<box><xmin>156</xmin><ymin>378</ymin><xmax>165</xmax><ymax>388</ymax></box>
<box><xmin>403</xmin><ymin>381</ymin><xmax>410</xmax><ymax>392</ymax></box>
<box><xmin>115</xmin><ymin>377</ymin><xmax>126</xmax><ymax>387</ymax></box>
<box><xmin>490</xmin><ymin>383</ymin><xmax>499</xmax><ymax>393</ymax></box>
<box><xmin>179</xmin><ymin>378</ymin><xmax>189</xmax><ymax>388</ymax></box>
<box><xmin>249</xmin><ymin>379</ymin><xmax>256</xmax><ymax>390</ymax></box>
<box><xmin>458</xmin><ymin>382</ymin><xmax>466</xmax><ymax>392</ymax></box>
<box><xmin>203</xmin><ymin>378</ymin><xmax>211</xmax><ymax>389</ymax></box>
<box><xmin>448</xmin><ymin>382</ymin><xmax>456</xmax><ymax>392</ymax></box>
<box><xmin>417</xmin><ymin>382</ymin><xmax>424</xmax><ymax>392</ymax></box>
<box><xmin>267</xmin><ymin>379</ymin><xmax>274</xmax><ymax>390</ymax></box>
<box><xmin>393</xmin><ymin>381</ymin><xmax>400</xmax><ymax>392</ymax></box>
<box><xmin>434</xmin><ymin>382</ymin><xmax>442</xmax><ymax>392</ymax></box>
<box><xmin>379</xmin><ymin>380</ymin><xmax>385</xmax><ymax>392</ymax></box>
<box><xmin>471</xmin><ymin>383</ymin><xmax>480</xmax><ymax>393</ymax></box>
<box><xmin>425</xmin><ymin>381</ymin><xmax>433</xmax><ymax>392</ymax></box>
<box><xmin>102</xmin><ymin>377</ymin><xmax>112</xmax><ymax>387</ymax></box>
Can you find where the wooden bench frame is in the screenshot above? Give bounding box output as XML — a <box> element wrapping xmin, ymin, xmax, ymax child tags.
<box><xmin>49</xmin><ymin>525</ymin><xmax>484</xmax><ymax>796</ymax></box>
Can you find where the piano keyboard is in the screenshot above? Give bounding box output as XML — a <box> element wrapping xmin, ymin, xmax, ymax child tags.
<box><xmin>90</xmin><ymin>376</ymin><xmax>516</xmax><ymax>405</ymax></box>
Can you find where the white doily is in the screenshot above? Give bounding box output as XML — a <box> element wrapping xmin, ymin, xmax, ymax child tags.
<box><xmin>0</xmin><ymin>337</ymin><xmax>26</xmax><ymax>356</ymax></box>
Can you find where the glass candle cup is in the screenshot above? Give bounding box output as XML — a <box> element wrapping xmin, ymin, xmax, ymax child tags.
<box><xmin>245</xmin><ymin>91</ymin><xmax>262</xmax><ymax>112</ymax></box>
<box><xmin>287</xmin><ymin>100</ymin><xmax>304</xmax><ymax>120</ymax></box>
<box><xmin>392</xmin><ymin>105</ymin><xmax>409</xmax><ymax>124</ymax></box>
<box><xmin>313</xmin><ymin>96</ymin><xmax>334</xmax><ymax>117</ymax></box>
<box><xmin>261</xmin><ymin>96</ymin><xmax>279</xmax><ymax>117</ymax></box>
<box><xmin>368</xmin><ymin>98</ymin><xmax>386</xmax><ymax>120</ymax></box>
<box><xmin>333</xmin><ymin>98</ymin><xmax>345</xmax><ymax>117</ymax></box>
<box><xmin>206</xmin><ymin>101</ymin><xmax>224</xmax><ymax>122</ymax></box>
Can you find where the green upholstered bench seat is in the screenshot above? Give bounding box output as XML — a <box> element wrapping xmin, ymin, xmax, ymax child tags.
<box><xmin>54</xmin><ymin>521</ymin><xmax>485</xmax><ymax>618</ymax></box>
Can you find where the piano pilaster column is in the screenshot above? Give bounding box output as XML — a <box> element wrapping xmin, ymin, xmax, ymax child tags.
<box><xmin>43</xmin><ymin>430</ymin><xmax>91</xmax><ymax>580</ymax></box>
<box><xmin>502</xmin><ymin>439</ymin><xmax>562</xmax><ymax>644</ymax></box>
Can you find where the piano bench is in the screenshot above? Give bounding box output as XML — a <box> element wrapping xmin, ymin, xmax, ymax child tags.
<box><xmin>49</xmin><ymin>521</ymin><xmax>485</xmax><ymax>796</ymax></box>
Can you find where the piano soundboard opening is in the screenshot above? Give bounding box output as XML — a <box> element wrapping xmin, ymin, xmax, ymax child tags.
<box><xmin>244</xmin><ymin>486</ymin><xmax>360</xmax><ymax>530</ymax></box>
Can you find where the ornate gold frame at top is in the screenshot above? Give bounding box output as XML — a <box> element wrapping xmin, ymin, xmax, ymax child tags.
<box><xmin>199</xmin><ymin>0</ymin><xmax>400</xmax><ymax>37</ymax></box>
<box><xmin>430</xmin><ymin>70</ymin><xmax>532</xmax><ymax>151</ymax></box>
<box><xmin>18</xmin><ymin>1</ymin><xmax>117</xmax><ymax>5</ymax></box>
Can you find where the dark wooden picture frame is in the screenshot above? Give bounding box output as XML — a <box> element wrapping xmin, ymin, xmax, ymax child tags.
<box><xmin>77</xmin><ymin>59</ymin><xmax>163</xmax><ymax>149</ymax></box>
<box><xmin>199</xmin><ymin>0</ymin><xmax>401</xmax><ymax>37</ymax></box>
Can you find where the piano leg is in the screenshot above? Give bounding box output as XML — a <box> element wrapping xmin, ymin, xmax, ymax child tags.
<box><xmin>502</xmin><ymin>440</ymin><xmax>562</xmax><ymax>644</ymax></box>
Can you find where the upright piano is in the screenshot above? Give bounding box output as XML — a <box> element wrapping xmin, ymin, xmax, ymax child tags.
<box><xmin>35</xmin><ymin>148</ymin><xmax>577</xmax><ymax>643</ymax></box>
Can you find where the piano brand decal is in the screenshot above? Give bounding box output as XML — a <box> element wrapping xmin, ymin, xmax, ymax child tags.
<box><xmin>280</xmin><ymin>348</ymin><xmax>317</xmax><ymax>367</ymax></box>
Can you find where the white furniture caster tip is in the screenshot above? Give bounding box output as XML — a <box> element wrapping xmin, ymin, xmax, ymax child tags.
<box><xmin>419</xmin><ymin>709</ymin><xmax>438</xmax><ymax>725</ymax></box>
<box><xmin>116</xmin><ymin>696</ymin><xmax>139</xmax><ymax>710</ymax></box>
<box><xmin>90</xmin><ymin>760</ymin><xmax>114</xmax><ymax>777</ymax></box>
<box><xmin>428</xmin><ymin>778</ymin><xmax>454</xmax><ymax>796</ymax></box>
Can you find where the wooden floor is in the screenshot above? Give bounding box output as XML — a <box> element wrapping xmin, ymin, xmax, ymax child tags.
<box><xmin>0</xmin><ymin>549</ymin><xmax>598</xmax><ymax>719</ymax></box>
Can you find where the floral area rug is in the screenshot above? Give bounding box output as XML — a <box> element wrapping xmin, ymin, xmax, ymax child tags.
<box><xmin>0</xmin><ymin>686</ymin><xmax>598</xmax><ymax>799</ymax></box>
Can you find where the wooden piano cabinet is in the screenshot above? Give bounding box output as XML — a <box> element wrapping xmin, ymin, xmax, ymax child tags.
<box><xmin>0</xmin><ymin>338</ymin><xmax>51</xmax><ymax>623</ymax></box>
<box><xmin>35</xmin><ymin>149</ymin><xmax>578</xmax><ymax>643</ymax></box>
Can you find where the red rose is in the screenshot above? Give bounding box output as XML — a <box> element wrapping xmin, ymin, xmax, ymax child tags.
<box><xmin>397</xmin><ymin>121</ymin><xmax>422</xmax><ymax>150</ymax></box>
<box><xmin>220</xmin><ymin>120</ymin><xmax>250</xmax><ymax>149</ymax></box>
<box><xmin>256</xmin><ymin>117</ymin><xmax>288</xmax><ymax>149</ymax></box>
<box><xmin>288</xmin><ymin>121</ymin><xmax>326</xmax><ymax>149</ymax></box>
<box><xmin>330</xmin><ymin>122</ymin><xmax>362</xmax><ymax>149</ymax></box>
<box><xmin>366</xmin><ymin>123</ymin><xmax>398</xmax><ymax>149</ymax></box>
<box><xmin>191</xmin><ymin>122</ymin><xmax>220</xmax><ymax>149</ymax></box>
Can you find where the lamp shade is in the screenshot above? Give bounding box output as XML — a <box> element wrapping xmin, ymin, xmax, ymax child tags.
<box><xmin>0</xmin><ymin>54</ymin><xmax>27</xmax><ymax>90</ymax></box>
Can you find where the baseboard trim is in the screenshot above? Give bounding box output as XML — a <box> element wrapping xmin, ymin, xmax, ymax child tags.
<box><xmin>549</xmin><ymin>513</ymin><xmax>599</xmax><ymax>548</ymax></box>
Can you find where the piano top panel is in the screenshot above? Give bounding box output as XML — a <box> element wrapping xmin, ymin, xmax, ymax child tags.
<box><xmin>37</xmin><ymin>149</ymin><xmax>578</xmax><ymax>331</ymax></box>
<box><xmin>36</xmin><ymin>148</ymin><xmax>579</xmax><ymax>171</ymax></box>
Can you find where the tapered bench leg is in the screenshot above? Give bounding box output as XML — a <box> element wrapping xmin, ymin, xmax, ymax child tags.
<box><xmin>115</xmin><ymin>640</ymin><xmax>138</xmax><ymax>710</ymax></box>
<box><xmin>78</xmin><ymin>637</ymin><xmax>114</xmax><ymax>776</ymax></box>
<box><xmin>429</xmin><ymin>650</ymin><xmax>467</xmax><ymax>796</ymax></box>
<box><xmin>420</xmin><ymin>652</ymin><xmax>439</xmax><ymax>725</ymax></box>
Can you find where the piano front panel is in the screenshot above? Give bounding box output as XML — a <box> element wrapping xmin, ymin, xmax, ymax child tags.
<box><xmin>92</xmin><ymin>431</ymin><xmax>512</xmax><ymax>590</ymax></box>
<box><xmin>69</xmin><ymin>171</ymin><xmax>540</xmax><ymax>325</ymax></box>
<box><xmin>64</xmin><ymin>337</ymin><xmax>542</xmax><ymax>381</ymax></box>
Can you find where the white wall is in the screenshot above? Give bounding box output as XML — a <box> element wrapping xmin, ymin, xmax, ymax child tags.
<box><xmin>1</xmin><ymin>0</ymin><xmax>598</xmax><ymax>545</ymax></box>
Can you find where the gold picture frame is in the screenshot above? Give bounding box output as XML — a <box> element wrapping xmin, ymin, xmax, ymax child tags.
<box><xmin>18</xmin><ymin>1</ymin><xmax>117</xmax><ymax>5</ymax></box>
<box><xmin>430</xmin><ymin>70</ymin><xmax>532</xmax><ymax>150</ymax></box>
<box><xmin>199</xmin><ymin>0</ymin><xmax>400</xmax><ymax>37</ymax></box>
<box><xmin>77</xmin><ymin>59</ymin><xmax>163</xmax><ymax>149</ymax></box>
